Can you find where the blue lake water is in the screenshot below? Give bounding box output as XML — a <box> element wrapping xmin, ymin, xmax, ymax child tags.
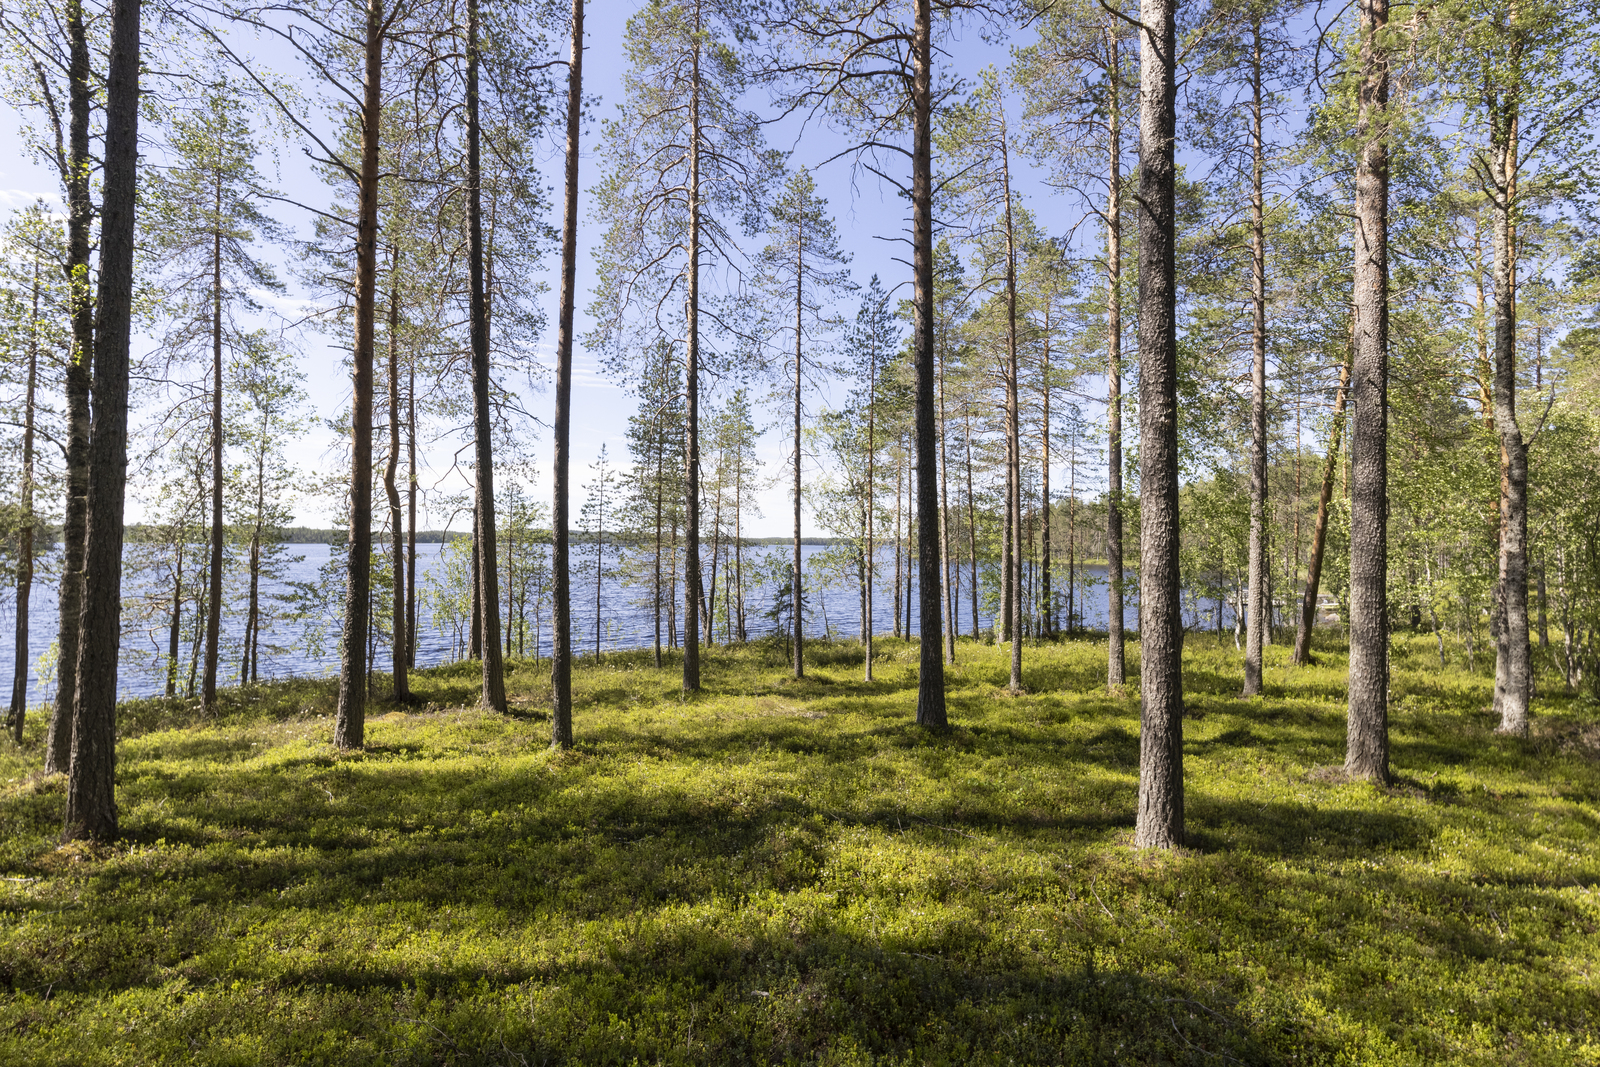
<box><xmin>0</xmin><ymin>540</ymin><xmax>1177</xmax><ymax>704</ymax></box>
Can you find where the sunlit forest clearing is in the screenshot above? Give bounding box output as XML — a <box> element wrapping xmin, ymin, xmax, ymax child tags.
<box><xmin>2</xmin><ymin>635</ymin><xmax>1595</xmax><ymax>1066</ymax></box>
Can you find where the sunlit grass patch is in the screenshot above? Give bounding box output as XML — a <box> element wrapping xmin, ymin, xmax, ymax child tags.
<box><xmin>1</xmin><ymin>633</ymin><xmax>1596</xmax><ymax>1064</ymax></box>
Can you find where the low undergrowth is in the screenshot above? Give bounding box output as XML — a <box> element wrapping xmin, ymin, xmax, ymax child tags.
<box><xmin>0</xmin><ymin>634</ymin><xmax>1595</xmax><ymax>1065</ymax></box>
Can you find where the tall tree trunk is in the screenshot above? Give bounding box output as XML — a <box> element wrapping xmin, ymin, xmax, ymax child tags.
<box><xmin>1293</xmin><ymin>350</ymin><xmax>1351</xmax><ymax>665</ymax></box>
<box><xmin>1105</xmin><ymin>22</ymin><xmax>1127</xmax><ymax>689</ymax></box>
<box><xmin>966</xmin><ymin>408</ymin><xmax>979</xmax><ymax>639</ymax></box>
<box><xmin>8</xmin><ymin>253</ymin><xmax>40</xmax><ymax>743</ymax></box>
<box><xmin>1345</xmin><ymin>0</ymin><xmax>1391</xmax><ymax>783</ymax></box>
<box><xmin>1490</xmin><ymin>101</ymin><xmax>1530</xmax><ymax>736</ymax></box>
<box><xmin>1001</xmin><ymin>457</ymin><xmax>1013</xmax><ymax>642</ymax></box>
<box><xmin>1133</xmin><ymin>0</ymin><xmax>1183</xmax><ymax>850</ymax></box>
<box><xmin>406</xmin><ymin>359</ymin><xmax>417</xmax><ymax>668</ymax></box>
<box><xmin>167</xmin><ymin>546</ymin><xmax>183</xmax><ymax>698</ymax></box>
<box><xmin>938</xmin><ymin>340</ymin><xmax>954</xmax><ymax>662</ymax></box>
<box><xmin>385</xmin><ymin>248</ymin><xmax>409</xmax><ymax>702</ymax></box>
<box><xmin>551</xmin><ymin>0</ymin><xmax>583</xmax><ymax>745</ymax></box>
<box><xmin>1243</xmin><ymin>17</ymin><xmax>1268</xmax><ymax>698</ymax></box>
<box><xmin>334</xmin><ymin>0</ymin><xmax>384</xmax><ymax>751</ymax></box>
<box><xmin>470</xmin><ymin>506</ymin><xmax>482</xmax><ymax>659</ymax></box>
<box><xmin>466</xmin><ymin>0</ymin><xmax>507</xmax><ymax>712</ymax></box>
<box><xmin>792</xmin><ymin>225</ymin><xmax>805</xmax><ymax>678</ymax></box>
<box><xmin>865</xmin><ymin>337</ymin><xmax>876</xmax><ymax>679</ymax></box>
<box><xmin>45</xmin><ymin>0</ymin><xmax>96</xmax><ymax>774</ymax></box>
<box><xmin>682</xmin><ymin>11</ymin><xmax>704</xmax><ymax>694</ymax></box>
<box><xmin>202</xmin><ymin>173</ymin><xmax>225</xmax><ymax>710</ymax></box>
<box><xmin>653</xmin><ymin>413</ymin><xmax>665</xmax><ymax>667</ymax></box>
<box><xmin>64</xmin><ymin>0</ymin><xmax>139</xmax><ymax>841</ymax></box>
<box><xmin>1040</xmin><ymin>327</ymin><xmax>1052</xmax><ymax>639</ymax></box>
<box><xmin>1004</xmin><ymin>141</ymin><xmax>1022</xmax><ymax>694</ymax></box>
<box><xmin>910</xmin><ymin>0</ymin><xmax>946</xmax><ymax>726</ymax></box>
<box><xmin>893</xmin><ymin>447</ymin><xmax>903</xmax><ymax>639</ymax></box>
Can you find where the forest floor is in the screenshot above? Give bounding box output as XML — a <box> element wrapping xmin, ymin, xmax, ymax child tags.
<box><xmin>0</xmin><ymin>634</ymin><xmax>1597</xmax><ymax>1065</ymax></box>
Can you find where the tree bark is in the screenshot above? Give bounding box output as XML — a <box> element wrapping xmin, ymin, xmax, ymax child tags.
<box><xmin>64</xmin><ymin>0</ymin><xmax>140</xmax><ymax>842</ymax></box>
<box><xmin>406</xmin><ymin>357</ymin><xmax>417</xmax><ymax>668</ymax></box>
<box><xmin>1243</xmin><ymin>16</ymin><xmax>1268</xmax><ymax>698</ymax></box>
<box><xmin>911</xmin><ymin>0</ymin><xmax>946</xmax><ymax>727</ymax></box>
<box><xmin>1003</xmin><ymin>122</ymin><xmax>1022</xmax><ymax>693</ymax></box>
<box><xmin>466</xmin><ymin>0</ymin><xmax>507</xmax><ymax>713</ymax></box>
<box><xmin>865</xmin><ymin>329</ymin><xmax>876</xmax><ymax>680</ymax></box>
<box><xmin>385</xmin><ymin>248</ymin><xmax>409</xmax><ymax>702</ymax></box>
<box><xmin>1105</xmin><ymin>22</ymin><xmax>1127</xmax><ymax>688</ymax></box>
<box><xmin>792</xmin><ymin>222</ymin><xmax>805</xmax><ymax>678</ymax></box>
<box><xmin>1040</xmin><ymin>326</ymin><xmax>1052</xmax><ymax>639</ymax></box>
<box><xmin>333</xmin><ymin>0</ymin><xmax>383</xmax><ymax>751</ymax></box>
<box><xmin>45</xmin><ymin>0</ymin><xmax>96</xmax><ymax>775</ymax></box>
<box><xmin>682</xmin><ymin>8</ymin><xmax>704</xmax><ymax>694</ymax></box>
<box><xmin>1345</xmin><ymin>0</ymin><xmax>1391</xmax><ymax>784</ymax></box>
<box><xmin>1490</xmin><ymin>101</ymin><xmax>1530</xmax><ymax>736</ymax></box>
<box><xmin>202</xmin><ymin>171</ymin><xmax>225</xmax><ymax>710</ymax></box>
<box><xmin>8</xmin><ymin>252</ymin><xmax>40</xmax><ymax>743</ymax></box>
<box><xmin>1133</xmin><ymin>0</ymin><xmax>1183</xmax><ymax>850</ymax></box>
<box><xmin>938</xmin><ymin>333</ymin><xmax>954</xmax><ymax>662</ymax></box>
<box><xmin>551</xmin><ymin>0</ymin><xmax>583</xmax><ymax>745</ymax></box>
<box><xmin>1293</xmin><ymin>350</ymin><xmax>1350</xmax><ymax>665</ymax></box>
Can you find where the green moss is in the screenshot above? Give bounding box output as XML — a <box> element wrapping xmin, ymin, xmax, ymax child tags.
<box><xmin>1</xmin><ymin>634</ymin><xmax>1596</xmax><ymax>1065</ymax></box>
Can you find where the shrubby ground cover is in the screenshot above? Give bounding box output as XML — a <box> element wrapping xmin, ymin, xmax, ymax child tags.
<box><xmin>1</xmin><ymin>635</ymin><xmax>1596</xmax><ymax>1065</ymax></box>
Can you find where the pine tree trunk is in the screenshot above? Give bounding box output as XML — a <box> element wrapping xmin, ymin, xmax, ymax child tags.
<box><xmin>466</xmin><ymin>0</ymin><xmax>506</xmax><ymax>712</ymax></box>
<box><xmin>334</xmin><ymin>0</ymin><xmax>384</xmax><ymax>751</ymax></box>
<box><xmin>385</xmin><ymin>252</ymin><xmax>409</xmax><ymax>702</ymax></box>
<box><xmin>406</xmin><ymin>359</ymin><xmax>417</xmax><ymax>668</ymax></box>
<box><xmin>64</xmin><ymin>0</ymin><xmax>140</xmax><ymax>841</ymax></box>
<box><xmin>1293</xmin><ymin>350</ymin><xmax>1351</xmax><ymax>665</ymax></box>
<box><xmin>1133</xmin><ymin>0</ymin><xmax>1183</xmax><ymax>850</ymax></box>
<box><xmin>1243</xmin><ymin>17</ymin><xmax>1268</xmax><ymax>698</ymax></box>
<box><xmin>865</xmin><ymin>345</ymin><xmax>876</xmax><ymax>679</ymax></box>
<box><xmin>202</xmin><ymin>184</ymin><xmax>225</xmax><ymax>710</ymax></box>
<box><xmin>1004</xmin><ymin>148</ymin><xmax>1022</xmax><ymax>694</ymax></box>
<box><xmin>966</xmin><ymin>411</ymin><xmax>979</xmax><ymax>639</ymax></box>
<box><xmin>793</xmin><ymin>228</ymin><xmax>805</xmax><ymax>678</ymax></box>
<box><xmin>551</xmin><ymin>0</ymin><xmax>582</xmax><ymax>744</ymax></box>
<box><xmin>45</xmin><ymin>0</ymin><xmax>96</xmax><ymax>775</ymax></box>
<box><xmin>1105</xmin><ymin>23</ymin><xmax>1127</xmax><ymax>689</ymax></box>
<box><xmin>938</xmin><ymin>341</ymin><xmax>954</xmax><ymax>662</ymax></box>
<box><xmin>682</xmin><ymin>12</ymin><xmax>704</xmax><ymax>694</ymax></box>
<box><xmin>1345</xmin><ymin>0</ymin><xmax>1391</xmax><ymax>783</ymax></box>
<box><xmin>909</xmin><ymin>0</ymin><xmax>946</xmax><ymax>726</ymax></box>
<box><xmin>1040</xmin><ymin>329</ymin><xmax>1052</xmax><ymax>639</ymax></box>
<box><xmin>8</xmin><ymin>256</ymin><xmax>39</xmax><ymax>743</ymax></box>
<box><xmin>1491</xmin><ymin>105</ymin><xmax>1530</xmax><ymax>736</ymax></box>
<box><xmin>167</xmin><ymin>547</ymin><xmax>183</xmax><ymax>698</ymax></box>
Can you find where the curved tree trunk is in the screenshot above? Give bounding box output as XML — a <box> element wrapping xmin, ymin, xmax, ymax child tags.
<box><xmin>1293</xmin><ymin>350</ymin><xmax>1351</xmax><ymax>665</ymax></box>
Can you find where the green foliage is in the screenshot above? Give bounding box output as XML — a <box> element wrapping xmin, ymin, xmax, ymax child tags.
<box><xmin>1</xmin><ymin>637</ymin><xmax>1597</xmax><ymax>1064</ymax></box>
